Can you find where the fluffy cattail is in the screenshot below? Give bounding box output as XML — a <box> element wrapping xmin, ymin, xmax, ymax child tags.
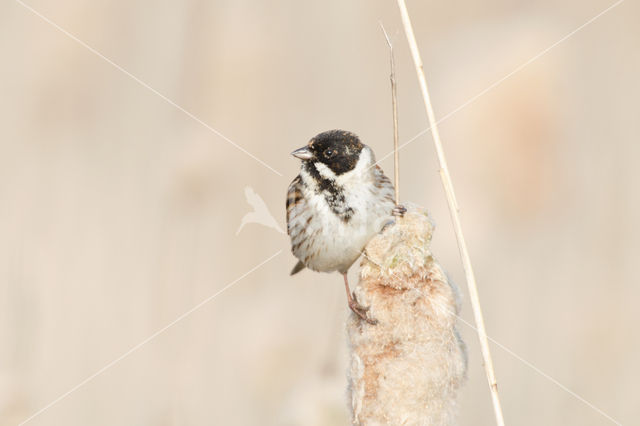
<box><xmin>347</xmin><ymin>207</ymin><xmax>467</xmax><ymax>425</ymax></box>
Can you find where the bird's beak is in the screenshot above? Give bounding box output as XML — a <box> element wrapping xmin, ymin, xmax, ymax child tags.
<box><xmin>291</xmin><ymin>146</ymin><xmax>313</xmax><ymax>161</ymax></box>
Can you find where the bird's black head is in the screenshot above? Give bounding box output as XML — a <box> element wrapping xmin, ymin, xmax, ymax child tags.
<box><xmin>291</xmin><ymin>130</ymin><xmax>364</xmax><ymax>175</ymax></box>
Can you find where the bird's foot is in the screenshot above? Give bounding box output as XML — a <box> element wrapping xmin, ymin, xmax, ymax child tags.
<box><xmin>392</xmin><ymin>204</ymin><xmax>407</xmax><ymax>217</ymax></box>
<box><xmin>349</xmin><ymin>292</ymin><xmax>378</xmax><ymax>325</ymax></box>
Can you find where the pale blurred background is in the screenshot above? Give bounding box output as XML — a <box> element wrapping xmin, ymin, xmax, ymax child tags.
<box><xmin>1</xmin><ymin>0</ymin><xmax>638</xmax><ymax>425</ymax></box>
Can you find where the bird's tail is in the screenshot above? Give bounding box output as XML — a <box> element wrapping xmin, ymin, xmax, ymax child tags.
<box><xmin>290</xmin><ymin>260</ymin><xmax>306</xmax><ymax>275</ymax></box>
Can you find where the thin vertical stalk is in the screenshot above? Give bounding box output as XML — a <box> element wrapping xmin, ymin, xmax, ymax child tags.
<box><xmin>380</xmin><ymin>23</ymin><xmax>401</xmax><ymax>205</ymax></box>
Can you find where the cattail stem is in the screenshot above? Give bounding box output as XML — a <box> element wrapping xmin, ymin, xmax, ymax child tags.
<box><xmin>395</xmin><ymin>1</ymin><xmax>506</xmax><ymax>425</ymax></box>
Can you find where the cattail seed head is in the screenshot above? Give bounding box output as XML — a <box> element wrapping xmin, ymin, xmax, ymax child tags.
<box><xmin>348</xmin><ymin>207</ymin><xmax>467</xmax><ymax>425</ymax></box>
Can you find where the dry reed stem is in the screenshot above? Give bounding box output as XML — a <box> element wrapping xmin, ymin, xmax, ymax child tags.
<box><xmin>395</xmin><ymin>1</ymin><xmax>506</xmax><ymax>425</ymax></box>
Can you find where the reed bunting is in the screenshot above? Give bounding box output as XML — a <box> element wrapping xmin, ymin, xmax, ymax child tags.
<box><xmin>286</xmin><ymin>130</ymin><xmax>404</xmax><ymax>324</ymax></box>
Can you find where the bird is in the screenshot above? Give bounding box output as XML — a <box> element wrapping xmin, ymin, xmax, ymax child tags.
<box><xmin>286</xmin><ymin>129</ymin><xmax>404</xmax><ymax>324</ymax></box>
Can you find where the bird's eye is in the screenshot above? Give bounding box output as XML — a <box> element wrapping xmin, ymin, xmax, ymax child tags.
<box><xmin>324</xmin><ymin>148</ymin><xmax>336</xmax><ymax>158</ymax></box>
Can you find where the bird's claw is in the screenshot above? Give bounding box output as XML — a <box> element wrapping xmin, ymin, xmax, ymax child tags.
<box><xmin>392</xmin><ymin>204</ymin><xmax>407</xmax><ymax>217</ymax></box>
<box><xmin>349</xmin><ymin>292</ymin><xmax>378</xmax><ymax>325</ymax></box>
<box><xmin>381</xmin><ymin>219</ymin><xmax>395</xmax><ymax>232</ymax></box>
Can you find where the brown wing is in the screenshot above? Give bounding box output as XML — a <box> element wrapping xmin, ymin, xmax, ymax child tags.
<box><xmin>286</xmin><ymin>175</ymin><xmax>308</xmax><ymax>275</ymax></box>
<box><xmin>374</xmin><ymin>165</ymin><xmax>396</xmax><ymax>204</ymax></box>
<box><xmin>286</xmin><ymin>175</ymin><xmax>305</xmax><ymax>235</ymax></box>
